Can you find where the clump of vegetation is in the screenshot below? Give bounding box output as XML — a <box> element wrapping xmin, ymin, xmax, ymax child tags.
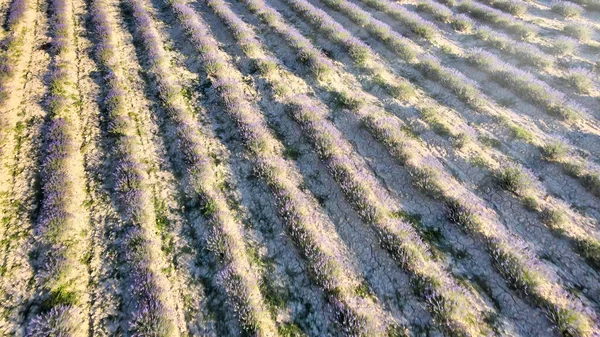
<box><xmin>495</xmin><ymin>164</ymin><xmax>534</xmax><ymax>195</ymax></box>
<box><xmin>491</xmin><ymin>0</ymin><xmax>528</xmax><ymax>16</ymax></box>
<box><xmin>552</xmin><ymin>36</ymin><xmax>577</xmax><ymax>56</ymax></box>
<box><xmin>541</xmin><ymin>139</ymin><xmax>569</xmax><ymax>161</ymax></box>
<box><xmin>566</xmin><ymin>68</ymin><xmax>596</xmax><ymax>94</ymax></box>
<box><xmin>563</xmin><ymin>23</ymin><xmax>592</xmax><ymax>42</ymax></box>
<box><xmin>451</xmin><ymin>13</ymin><xmax>474</xmax><ymax>32</ymax></box>
<box><xmin>541</xmin><ymin>207</ymin><xmax>567</xmax><ymax>229</ymax></box>
<box><xmin>417</xmin><ymin>0</ymin><xmax>453</xmax><ymax>22</ymax></box>
<box><xmin>551</xmin><ymin>1</ymin><xmax>584</xmax><ymax>18</ymax></box>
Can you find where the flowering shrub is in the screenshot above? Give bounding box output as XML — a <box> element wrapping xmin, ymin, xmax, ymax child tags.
<box><xmin>482</xmin><ymin>0</ymin><xmax>528</xmax><ymax>16</ymax></box>
<box><xmin>475</xmin><ymin>27</ymin><xmax>553</xmax><ymax>67</ymax></box>
<box><xmin>563</xmin><ymin>22</ymin><xmax>592</xmax><ymax>41</ymax></box>
<box><xmin>494</xmin><ymin>163</ymin><xmax>535</xmax><ymax>195</ymax></box>
<box><xmin>418</xmin><ymin>55</ymin><xmax>483</xmax><ymax>106</ymax></box>
<box><xmin>417</xmin><ymin>0</ymin><xmax>454</xmax><ymax>22</ymax></box>
<box><xmin>27</xmin><ymin>305</ymin><xmax>83</xmax><ymax>337</ymax></box>
<box><xmin>552</xmin><ymin>36</ymin><xmax>578</xmax><ymax>56</ymax></box>
<box><xmin>30</xmin><ymin>0</ymin><xmax>90</xmax><ymax>330</ymax></box>
<box><xmin>552</xmin><ymin>1</ymin><xmax>584</xmax><ymax>18</ymax></box>
<box><xmin>451</xmin><ymin>13</ymin><xmax>474</xmax><ymax>32</ymax></box>
<box><xmin>566</xmin><ymin>67</ymin><xmax>596</xmax><ymax>94</ymax></box>
<box><xmin>356</xmin><ymin>0</ymin><xmax>439</xmax><ymax>40</ymax></box>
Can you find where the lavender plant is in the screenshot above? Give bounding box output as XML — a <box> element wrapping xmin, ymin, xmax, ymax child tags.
<box><xmin>355</xmin><ymin>0</ymin><xmax>439</xmax><ymax>40</ymax></box>
<box><xmin>417</xmin><ymin>0</ymin><xmax>454</xmax><ymax>22</ymax></box>
<box><xmin>552</xmin><ymin>0</ymin><xmax>584</xmax><ymax>18</ymax></box>
<box><xmin>552</xmin><ymin>36</ymin><xmax>578</xmax><ymax>56</ymax></box>
<box><xmin>480</xmin><ymin>0</ymin><xmax>528</xmax><ymax>16</ymax></box>
<box><xmin>27</xmin><ymin>305</ymin><xmax>82</xmax><ymax>337</ymax></box>
<box><xmin>275</xmin><ymin>0</ymin><xmax>416</xmax><ymax>97</ymax></box>
<box><xmin>418</xmin><ymin>55</ymin><xmax>483</xmax><ymax>105</ymax></box>
<box><xmin>563</xmin><ymin>22</ymin><xmax>592</xmax><ymax>41</ymax></box>
<box><xmin>451</xmin><ymin>13</ymin><xmax>474</xmax><ymax>31</ymax></box>
<box><xmin>0</xmin><ymin>0</ymin><xmax>31</xmax><ymax>102</ymax></box>
<box><xmin>475</xmin><ymin>27</ymin><xmax>553</xmax><ymax>67</ymax></box>
<box><xmin>566</xmin><ymin>67</ymin><xmax>596</xmax><ymax>94</ymax></box>
<box><xmin>566</xmin><ymin>0</ymin><xmax>600</xmax><ymax>10</ymax></box>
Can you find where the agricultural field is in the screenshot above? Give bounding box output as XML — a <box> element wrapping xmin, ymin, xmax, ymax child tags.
<box><xmin>0</xmin><ymin>0</ymin><xmax>599</xmax><ymax>333</ymax></box>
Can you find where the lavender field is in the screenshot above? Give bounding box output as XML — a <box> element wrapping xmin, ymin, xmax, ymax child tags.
<box><xmin>0</xmin><ymin>0</ymin><xmax>599</xmax><ymax>334</ymax></box>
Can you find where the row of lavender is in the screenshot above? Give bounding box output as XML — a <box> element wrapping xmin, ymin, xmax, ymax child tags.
<box><xmin>26</xmin><ymin>0</ymin><xmax>90</xmax><ymax>333</ymax></box>
<box><xmin>205</xmin><ymin>0</ymin><xmax>492</xmax><ymax>335</ymax></box>
<box><xmin>227</xmin><ymin>0</ymin><xmax>599</xmax><ymax>335</ymax></box>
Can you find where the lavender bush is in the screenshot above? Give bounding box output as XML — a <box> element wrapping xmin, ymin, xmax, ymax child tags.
<box><xmin>27</xmin><ymin>305</ymin><xmax>83</xmax><ymax>337</ymax></box>
<box><xmin>357</xmin><ymin>0</ymin><xmax>439</xmax><ymax>40</ymax></box>
<box><xmin>417</xmin><ymin>0</ymin><xmax>454</xmax><ymax>22</ymax></box>
<box><xmin>566</xmin><ymin>67</ymin><xmax>596</xmax><ymax>94</ymax></box>
<box><xmin>563</xmin><ymin>22</ymin><xmax>592</xmax><ymax>41</ymax></box>
<box><xmin>552</xmin><ymin>0</ymin><xmax>584</xmax><ymax>18</ymax></box>
<box><xmin>277</xmin><ymin>0</ymin><xmax>416</xmax><ymax>98</ymax></box>
<box><xmin>451</xmin><ymin>13</ymin><xmax>474</xmax><ymax>31</ymax></box>
<box><xmin>91</xmin><ymin>1</ymin><xmax>180</xmax><ymax>334</ymax></box>
<box><xmin>482</xmin><ymin>0</ymin><xmax>528</xmax><ymax>16</ymax></box>
<box><xmin>552</xmin><ymin>36</ymin><xmax>577</xmax><ymax>56</ymax></box>
<box><xmin>29</xmin><ymin>0</ymin><xmax>90</xmax><ymax>330</ymax></box>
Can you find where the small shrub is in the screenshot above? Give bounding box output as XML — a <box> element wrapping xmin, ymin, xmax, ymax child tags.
<box><xmin>278</xmin><ymin>323</ymin><xmax>306</xmax><ymax>337</ymax></box>
<box><xmin>566</xmin><ymin>67</ymin><xmax>595</xmax><ymax>94</ymax></box>
<box><xmin>495</xmin><ymin>164</ymin><xmax>533</xmax><ymax>194</ymax></box>
<box><xmin>478</xmin><ymin>135</ymin><xmax>501</xmax><ymax>148</ymax></box>
<box><xmin>410</xmin><ymin>166</ymin><xmax>444</xmax><ymax>199</ymax></box>
<box><xmin>493</xmin><ymin>0</ymin><xmax>528</xmax><ymax>16</ymax></box>
<box><xmin>28</xmin><ymin>306</ymin><xmax>83</xmax><ymax>337</ymax></box>
<box><xmin>540</xmin><ymin>140</ymin><xmax>568</xmax><ymax>161</ymax></box>
<box><xmin>451</xmin><ymin>14</ymin><xmax>473</xmax><ymax>32</ymax></box>
<box><xmin>541</xmin><ymin>207</ymin><xmax>567</xmax><ymax>229</ymax></box>
<box><xmin>523</xmin><ymin>196</ymin><xmax>539</xmax><ymax>211</ymax></box>
<box><xmin>451</xmin><ymin>132</ymin><xmax>468</xmax><ymax>148</ymax></box>
<box><xmin>551</xmin><ymin>1</ymin><xmax>584</xmax><ymax>18</ymax></box>
<box><xmin>446</xmin><ymin>198</ymin><xmax>480</xmax><ymax>231</ymax></box>
<box><xmin>552</xmin><ymin>36</ymin><xmax>577</xmax><ymax>56</ymax></box>
<box><xmin>563</xmin><ymin>23</ymin><xmax>591</xmax><ymax>42</ymax></box>
<box><xmin>509</xmin><ymin>125</ymin><xmax>533</xmax><ymax>141</ymax></box>
<box><xmin>582</xmin><ymin>172</ymin><xmax>600</xmax><ymax>196</ymax></box>
<box><xmin>333</xmin><ymin>90</ymin><xmax>364</xmax><ymax>110</ymax></box>
<box><xmin>417</xmin><ymin>0</ymin><xmax>453</xmax><ymax>22</ymax></box>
